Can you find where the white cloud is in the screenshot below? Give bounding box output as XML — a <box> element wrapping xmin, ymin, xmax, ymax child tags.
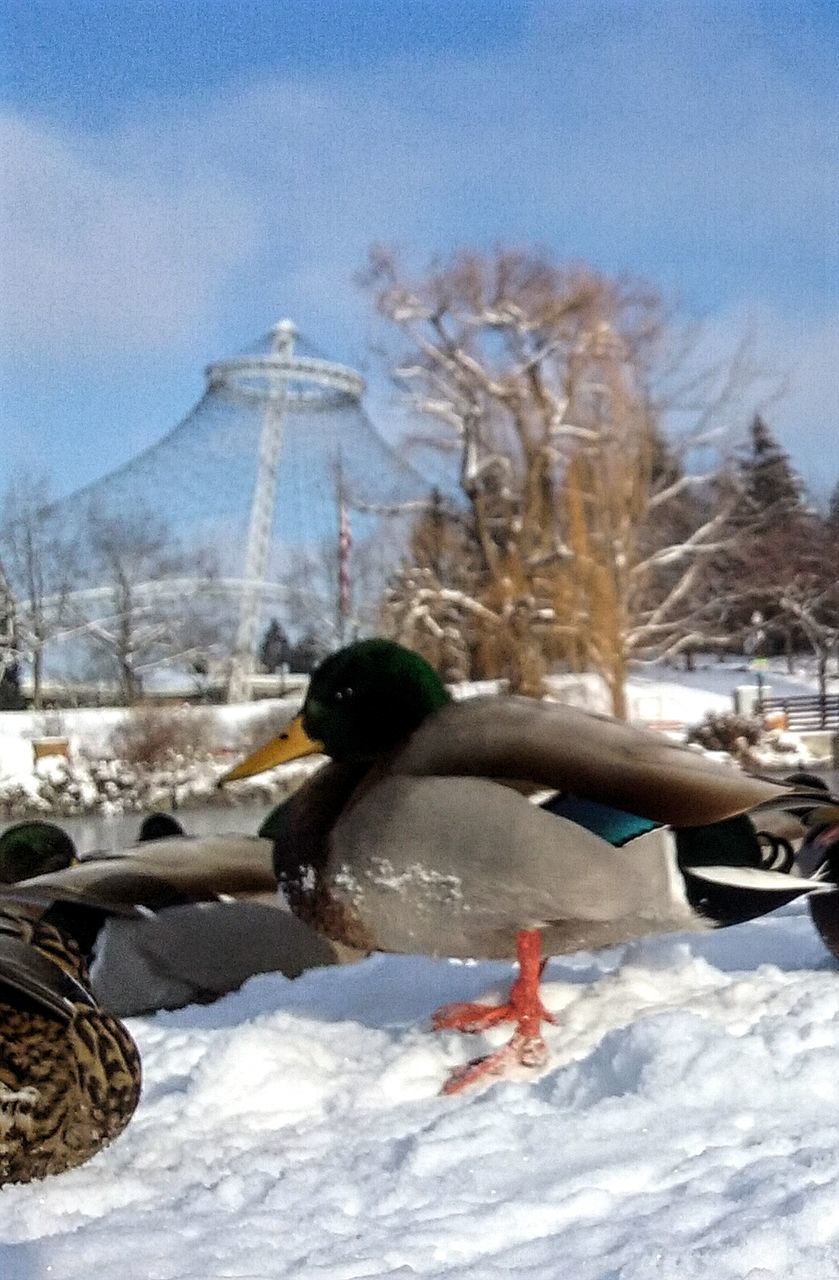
<box><xmin>4</xmin><ymin>12</ymin><xmax>836</xmax><ymax>357</ymax></box>
<box><xmin>0</xmin><ymin>113</ymin><xmax>259</xmax><ymax>355</ymax></box>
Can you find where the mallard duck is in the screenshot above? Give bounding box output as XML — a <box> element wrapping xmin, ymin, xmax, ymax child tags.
<box><xmin>137</xmin><ymin>811</ymin><xmax>187</xmax><ymax>842</ymax></box>
<box><xmin>221</xmin><ymin>638</ymin><xmax>838</xmax><ymax>1093</ymax></box>
<box><xmin>1</xmin><ymin>820</ymin><xmax>345</xmax><ymax>1019</ymax></box>
<box><xmin>0</xmin><ymin>820</ymin><xmax>77</xmax><ymax>885</ymax></box>
<box><xmin>0</xmin><ymin>897</ymin><xmax>141</xmax><ymax>1186</ymax></box>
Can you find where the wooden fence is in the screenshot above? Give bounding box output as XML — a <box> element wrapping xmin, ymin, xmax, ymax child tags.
<box><xmin>756</xmin><ymin>693</ymin><xmax>839</xmax><ymax>731</ymax></box>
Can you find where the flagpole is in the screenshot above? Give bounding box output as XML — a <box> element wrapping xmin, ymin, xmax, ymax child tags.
<box><xmin>337</xmin><ymin>454</ymin><xmax>352</xmax><ymax>645</ymax></box>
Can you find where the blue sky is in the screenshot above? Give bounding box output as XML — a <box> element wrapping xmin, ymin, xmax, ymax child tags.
<box><xmin>1</xmin><ymin>0</ymin><xmax>837</xmax><ymax>498</ymax></box>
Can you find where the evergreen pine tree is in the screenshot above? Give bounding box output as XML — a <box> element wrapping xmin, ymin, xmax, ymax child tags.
<box><xmin>827</xmin><ymin>480</ymin><xmax>839</xmax><ymax>533</ymax></box>
<box><xmin>0</xmin><ymin>656</ymin><xmax>25</xmax><ymax>710</ymax></box>
<box><xmin>723</xmin><ymin>417</ymin><xmax>818</xmax><ymax>658</ymax></box>
<box><xmin>737</xmin><ymin>415</ymin><xmax>804</xmax><ymax>525</ymax></box>
<box><xmin>258</xmin><ymin>618</ymin><xmax>290</xmax><ymax>673</ymax></box>
<box><xmin>289</xmin><ymin>629</ymin><xmax>325</xmax><ymax>674</ymax></box>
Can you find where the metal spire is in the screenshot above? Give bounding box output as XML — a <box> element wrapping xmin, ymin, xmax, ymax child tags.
<box><xmin>223</xmin><ymin>320</ymin><xmax>366</xmax><ymax>701</ymax></box>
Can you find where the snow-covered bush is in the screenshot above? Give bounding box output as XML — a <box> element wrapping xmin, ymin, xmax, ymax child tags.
<box><xmin>107</xmin><ymin>706</ymin><xmax>218</xmax><ymax>766</ymax></box>
<box><xmin>686</xmin><ymin>710</ymin><xmax>764</xmax><ymax>756</ymax></box>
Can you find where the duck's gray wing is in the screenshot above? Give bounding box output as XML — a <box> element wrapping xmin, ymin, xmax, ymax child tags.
<box><xmin>391</xmin><ymin>698</ymin><xmax>791</xmax><ymax>827</ymax></box>
<box><xmin>327</xmin><ymin>776</ymin><xmax>703</xmax><ymax>959</ymax></box>
<box><xmin>90</xmin><ymin>900</ymin><xmax>347</xmax><ymax>1016</ymax></box>
<box><xmin>2</xmin><ymin>836</ymin><xmax>277</xmax><ymax>916</ymax></box>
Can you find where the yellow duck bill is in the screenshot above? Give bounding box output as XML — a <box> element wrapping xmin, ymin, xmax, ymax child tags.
<box><xmin>220</xmin><ymin>715</ymin><xmax>324</xmax><ymax>784</ymax></box>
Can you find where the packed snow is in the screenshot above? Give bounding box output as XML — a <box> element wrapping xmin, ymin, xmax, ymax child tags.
<box><xmin>3</xmin><ymin>903</ymin><xmax>839</xmax><ymax>1278</ymax></box>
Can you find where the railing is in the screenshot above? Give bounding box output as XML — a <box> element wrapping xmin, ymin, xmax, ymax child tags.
<box><xmin>756</xmin><ymin>693</ymin><xmax>839</xmax><ymax>731</ymax></box>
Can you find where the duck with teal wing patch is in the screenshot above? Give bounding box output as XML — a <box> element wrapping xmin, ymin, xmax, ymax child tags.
<box><xmin>222</xmin><ymin>638</ymin><xmax>838</xmax><ymax>1094</ymax></box>
<box><xmin>0</xmin><ymin>822</ymin><xmax>141</xmax><ymax>1186</ymax></box>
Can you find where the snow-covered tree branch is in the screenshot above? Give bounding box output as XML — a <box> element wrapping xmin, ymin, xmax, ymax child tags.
<box><xmin>363</xmin><ymin>247</ymin><xmax>773</xmax><ymax>710</ymax></box>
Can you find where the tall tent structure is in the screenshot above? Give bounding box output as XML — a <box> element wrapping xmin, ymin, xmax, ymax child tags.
<box><xmin>38</xmin><ymin>322</ymin><xmax>426</xmax><ymax>699</ymax></box>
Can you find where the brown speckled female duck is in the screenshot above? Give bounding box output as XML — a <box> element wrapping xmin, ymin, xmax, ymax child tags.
<box><xmin>0</xmin><ymin>901</ymin><xmax>140</xmax><ymax>1186</ymax></box>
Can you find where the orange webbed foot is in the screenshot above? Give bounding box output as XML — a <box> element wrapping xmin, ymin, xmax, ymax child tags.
<box><xmin>433</xmin><ymin>931</ymin><xmax>556</xmax><ymax>1095</ymax></box>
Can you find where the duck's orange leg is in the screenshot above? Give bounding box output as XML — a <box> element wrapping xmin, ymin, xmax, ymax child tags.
<box><xmin>432</xmin><ymin>929</ymin><xmax>556</xmax><ymax>1095</ymax></box>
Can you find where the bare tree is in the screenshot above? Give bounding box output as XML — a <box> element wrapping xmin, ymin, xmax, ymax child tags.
<box><xmin>0</xmin><ymin>562</ymin><xmax>14</xmax><ymax>674</ymax></box>
<box><xmin>77</xmin><ymin>507</ymin><xmax>221</xmax><ymax>704</ymax></box>
<box><xmin>364</xmin><ymin>248</ymin><xmax>756</xmax><ymax>710</ymax></box>
<box><xmin>732</xmin><ymin>513</ymin><xmax>839</xmax><ymax>695</ymax></box>
<box><xmin>555</xmin><ymin>325</ymin><xmax>748</xmax><ymax>716</ymax></box>
<box><xmin>0</xmin><ymin>560</ymin><xmax>25</xmax><ymax>708</ymax></box>
<box><xmin>0</xmin><ymin>472</ymin><xmax>78</xmax><ymax>707</ymax></box>
<box><xmin>364</xmin><ymin>249</ymin><xmax>634</xmax><ymax>692</ymax></box>
<box><xmin>383</xmin><ymin>488</ymin><xmax>486</xmax><ymax>682</ymax></box>
<box><xmin>779</xmin><ymin>581</ymin><xmax>839</xmax><ymax>700</ymax></box>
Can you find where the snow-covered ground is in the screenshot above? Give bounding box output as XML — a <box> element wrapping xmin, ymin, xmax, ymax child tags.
<box><xmin>3</xmin><ymin>903</ymin><xmax>839</xmax><ymax>1278</ymax></box>
<box><xmin>627</xmin><ymin>653</ymin><xmax>838</xmax><ymax>728</ymax></box>
<box><xmin>0</xmin><ymin>656</ymin><xmax>838</xmax><ymax>1273</ymax></box>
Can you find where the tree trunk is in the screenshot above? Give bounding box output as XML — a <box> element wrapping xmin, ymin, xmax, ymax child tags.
<box><xmin>607</xmin><ymin>646</ymin><xmax>628</xmax><ymax>720</ymax></box>
<box><xmin>505</xmin><ymin>608</ymin><xmax>546</xmax><ymax>697</ymax></box>
<box><xmin>31</xmin><ymin>642</ymin><xmax>43</xmax><ymax>710</ymax></box>
<box><xmin>120</xmin><ymin>660</ymin><xmax>140</xmax><ymax>706</ymax></box>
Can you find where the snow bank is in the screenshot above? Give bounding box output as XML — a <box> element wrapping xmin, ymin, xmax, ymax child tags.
<box><xmin>0</xmin><ymin>699</ymin><xmax>313</xmax><ymax>818</ymax></box>
<box><xmin>0</xmin><ymin>699</ymin><xmax>298</xmax><ymax>774</ymax></box>
<box><xmin>2</xmin><ymin>903</ymin><xmax>839</xmax><ymax>1278</ymax></box>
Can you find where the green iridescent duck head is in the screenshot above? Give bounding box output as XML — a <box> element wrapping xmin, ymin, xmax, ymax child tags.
<box><xmin>223</xmin><ymin>639</ymin><xmax>451</xmax><ymax>778</ymax></box>
<box><xmin>0</xmin><ymin>821</ymin><xmax>78</xmax><ymax>885</ymax></box>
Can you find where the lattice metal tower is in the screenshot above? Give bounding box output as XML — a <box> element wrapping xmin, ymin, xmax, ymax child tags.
<box><xmin>219</xmin><ymin>320</ymin><xmax>367</xmax><ymax>700</ymax></box>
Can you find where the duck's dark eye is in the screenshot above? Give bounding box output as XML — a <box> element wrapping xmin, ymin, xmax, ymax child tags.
<box><xmin>334</xmin><ymin>686</ymin><xmax>354</xmax><ymax>703</ymax></box>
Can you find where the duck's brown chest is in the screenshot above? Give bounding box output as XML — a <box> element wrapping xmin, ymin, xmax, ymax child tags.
<box><xmin>281</xmin><ymin>868</ymin><xmax>376</xmax><ymax>953</ymax></box>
